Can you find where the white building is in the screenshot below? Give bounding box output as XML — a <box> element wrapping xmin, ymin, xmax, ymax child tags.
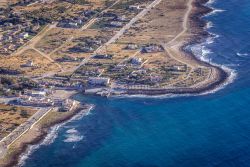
<box><xmin>19</xmin><ymin>96</ymin><xmax>54</xmax><ymax>107</ymax></box>
<box><xmin>88</xmin><ymin>77</ymin><xmax>110</xmax><ymax>86</ymax></box>
<box><xmin>24</xmin><ymin>90</ymin><xmax>47</xmax><ymax>97</ymax></box>
<box><xmin>19</xmin><ymin>32</ymin><xmax>29</xmax><ymax>39</ymax></box>
<box><xmin>125</xmin><ymin>44</ymin><xmax>138</xmax><ymax>50</ymax></box>
<box><xmin>130</xmin><ymin>57</ymin><xmax>142</xmax><ymax>65</ymax></box>
<box><xmin>128</xmin><ymin>5</ymin><xmax>141</xmax><ymax>11</ymax></box>
<box><xmin>23</xmin><ymin>60</ymin><xmax>34</xmax><ymax>67</ymax></box>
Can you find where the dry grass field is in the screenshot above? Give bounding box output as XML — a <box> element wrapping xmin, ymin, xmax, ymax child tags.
<box><xmin>35</xmin><ymin>28</ymin><xmax>75</xmax><ymax>54</ymax></box>
<box><xmin>0</xmin><ymin>104</ymin><xmax>36</xmax><ymax>140</ymax></box>
<box><xmin>0</xmin><ymin>0</ymin><xmax>212</xmax><ymax>87</ymax></box>
<box><xmin>0</xmin><ymin>49</ymin><xmax>61</xmax><ymax>77</ymax></box>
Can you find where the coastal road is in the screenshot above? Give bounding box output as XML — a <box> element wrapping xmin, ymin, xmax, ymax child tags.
<box><xmin>163</xmin><ymin>0</ymin><xmax>197</xmax><ymax>68</ymax></box>
<box><xmin>162</xmin><ymin>0</ymin><xmax>214</xmax><ymax>87</ymax></box>
<box><xmin>0</xmin><ymin>107</ymin><xmax>53</xmax><ymax>159</ymax></box>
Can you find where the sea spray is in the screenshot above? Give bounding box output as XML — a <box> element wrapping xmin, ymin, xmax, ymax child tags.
<box><xmin>113</xmin><ymin>0</ymin><xmax>236</xmax><ymax>99</ymax></box>
<box><xmin>63</xmin><ymin>128</ymin><xmax>85</xmax><ymax>143</ymax></box>
<box><xmin>17</xmin><ymin>105</ymin><xmax>94</xmax><ymax>167</ymax></box>
<box><xmin>236</xmin><ymin>52</ymin><xmax>249</xmax><ymax>58</ymax></box>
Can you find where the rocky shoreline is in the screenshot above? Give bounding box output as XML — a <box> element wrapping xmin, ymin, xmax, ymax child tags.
<box><xmin>182</xmin><ymin>0</ymin><xmax>229</xmax><ymax>94</ymax></box>
<box><xmin>0</xmin><ymin>0</ymin><xmax>230</xmax><ymax>166</ymax></box>
<box><xmin>125</xmin><ymin>0</ymin><xmax>229</xmax><ymax>96</ymax></box>
<box><xmin>0</xmin><ymin>103</ymin><xmax>92</xmax><ymax>167</ymax></box>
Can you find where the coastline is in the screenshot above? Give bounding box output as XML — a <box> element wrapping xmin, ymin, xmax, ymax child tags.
<box><xmin>123</xmin><ymin>0</ymin><xmax>230</xmax><ymax>96</ymax></box>
<box><xmin>0</xmin><ymin>99</ymin><xmax>93</xmax><ymax>167</ymax></box>
<box><xmin>0</xmin><ymin>0</ymin><xmax>231</xmax><ymax>166</ymax></box>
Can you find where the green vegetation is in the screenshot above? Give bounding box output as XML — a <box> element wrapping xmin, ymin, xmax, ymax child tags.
<box><xmin>0</xmin><ymin>76</ymin><xmax>39</xmax><ymax>91</ymax></box>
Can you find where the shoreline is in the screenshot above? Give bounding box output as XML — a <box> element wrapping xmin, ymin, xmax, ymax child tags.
<box><xmin>0</xmin><ymin>100</ymin><xmax>93</xmax><ymax>167</ymax></box>
<box><xmin>122</xmin><ymin>0</ymin><xmax>230</xmax><ymax>96</ymax></box>
<box><xmin>16</xmin><ymin>103</ymin><xmax>94</xmax><ymax>167</ymax></box>
<box><xmin>0</xmin><ymin>0</ymin><xmax>231</xmax><ymax>166</ymax></box>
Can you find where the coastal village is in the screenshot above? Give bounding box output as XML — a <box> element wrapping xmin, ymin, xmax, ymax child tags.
<box><xmin>0</xmin><ymin>0</ymin><xmax>225</xmax><ymax>166</ymax></box>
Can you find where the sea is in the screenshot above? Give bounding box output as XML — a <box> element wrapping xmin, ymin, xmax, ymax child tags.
<box><xmin>19</xmin><ymin>0</ymin><xmax>250</xmax><ymax>167</ymax></box>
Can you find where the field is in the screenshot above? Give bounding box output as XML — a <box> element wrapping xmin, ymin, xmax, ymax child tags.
<box><xmin>0</xmin><ymin>0</ymin><xmax>213</xmax><ymax>88</ymax></box>
<box><xmin>0</xmin><ymin>49</ymin><xmax>61</xmax><ymax>77</ymax></box>
<box><xmin>0</xmin><ymin>104</ymin><xmax>36</xmax><ymax>140</ymax></box>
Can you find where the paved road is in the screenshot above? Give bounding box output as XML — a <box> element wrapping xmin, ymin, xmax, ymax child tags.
<box><xmin>0</xmin><ymin>107</ymin><xmax>53</xmax><ymax>159</ymax></box>
<box><xmin>71</xmin><ymin>0</ymin><xmax>162</xmax><ymax>74</ymax></box>
<box><xmin>106</xmin><ymin>0</ymin><xmax>162</xmax><ymax>46</ymax></box>
<box><xmin>31</xmin><ymin>0</ymin><xmax>122</xmax><ymax>78</ymax></box>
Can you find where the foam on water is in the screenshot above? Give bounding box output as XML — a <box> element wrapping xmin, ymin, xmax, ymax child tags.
<box><xmin>18</xmin><ymin>106</ymin><xmax>94</xmax><ymax>167</ymax></box>
<box><xmin>189</xmin><ymin>31</ymin><xmax>237</xmax><ymax>95</ymax></box>
<box><xmin>236</xmin><ymin>52</ymin><xmax>249</xmax><ymax>58</ymax></box>
<box><xmin>64</xmin><ymin>128</ymin><xmax>84</xmax><ymax>143</ymax></box>
<box><xmin>63</xmin><ymin>135</ymin><xmax>84</xmax><ymax>143</ymax></box>
<box><xmin>66</xmin><ymin>128</ymin><xmax>78</xmax><ymax>134</ymax></box>
<box><xmin>206</xmin><ymin>0</ymin><xmax>216</xmax><ymax>6</ymax></box>
<box><xmin>115</xmin><ymin>6</ymin><xmax>237</xmax><ymax>100</ymax></box>
<box><xmin>17</xmin><ymin>124</ymin><xmax>63</xmax><ymax>167</ymax></box>
<box><xmin>204</xmin><ymin>0</ymin><xmax>226</xmax><ymax>17</ymax></box>
<box><xmin>206</xmin><ymin>21</ymin><xmax>214</xmax><ymax>29</ymax></box>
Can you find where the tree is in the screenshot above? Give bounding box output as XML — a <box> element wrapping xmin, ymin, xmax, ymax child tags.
<box><xmin>20</xmin><ymin>110</ymin><xmax>29</xmax><ymax>118</ymax></box>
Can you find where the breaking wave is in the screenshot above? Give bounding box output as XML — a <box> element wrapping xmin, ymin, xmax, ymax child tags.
<box><xmin>64</xmin><ymin>128</ymin><xmax>84</xmax><ymax>143</ymax></box>
<box><xmin>114</xmin><ymin>2</ymin><xmax>236</xmax><ymax>99</ymax></box>
<box><xmin>236</xmin><ymin>52</ymin><xmax>248</xmax><ymax>57</ymax></box>
<box><xmin>17</xmin><ymin>106</ymin><xmax>94</xmax><ymax>167</ymax></box>
<box><xmin>204</xmin><ymin>0</ymin><xmax>226</xmax><ymax>17</ymax></box>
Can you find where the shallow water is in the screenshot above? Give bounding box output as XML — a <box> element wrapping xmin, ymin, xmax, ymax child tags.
<box><xmin>20</xmin><ymin>0</ymin><xmax>250</xmax><ymax>167</ymax></box>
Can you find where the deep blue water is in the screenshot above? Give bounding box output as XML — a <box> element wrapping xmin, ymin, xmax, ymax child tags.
<box><xmin>21</xmin><ymin>0</ymin><xmax>250</xmax><ymax>167</ymax></box>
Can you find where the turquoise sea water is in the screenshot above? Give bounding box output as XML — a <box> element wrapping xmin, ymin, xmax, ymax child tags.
<box><xmin>20</xmin><ymin>0</ymin><xmax>250</xmax><ymax>167</ymax></box>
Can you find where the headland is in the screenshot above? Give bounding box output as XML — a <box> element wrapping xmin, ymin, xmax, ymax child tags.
<box><xmin>0</xmin><ymin>0</ymin><xmax>229</xmax><ymax>166</ymax></box>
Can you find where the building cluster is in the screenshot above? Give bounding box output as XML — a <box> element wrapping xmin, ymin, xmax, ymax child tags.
<box><xmin>125</xmin><ymin>43</ymin><xmax>139</xmax><ymax>50</ymax></box>
<box><xmin>0</xmin><ymin>11</ymin><xmax>41</xmax><ymax>55</ymax></box>
<box><xmin>141</xmin><ymin>44</ymin><xmax>164</xmax><ymax>53</ymax></box>
<box><xmin>39</xmin><ymin>78</ymin><xmax>83</xmax><ymax>90</ymax></box>
<box><xmin>57</xmin><ymin>10</ymin><xmax>96</xmax><ymax>29</ymax></box>
<box><xmin>18</xmin><ymin>95</ymin><xmax>54</xmax><ymax>107</ymax></box>
<box><xmin>58</xmin><ymin>99</ymin><xmax>74</xmax><ymax>112</ymax></box>
<box><xmin>68</xmin><ymin>37</ymin><xmax>105</xmax><ymax>53</ymax></box>
<box><xmin>16</xmin><ymin>89</ymin><xmax>53</xmax><ymax>107</ymax></box>
<box><xmin>97</xmin><ymin>11</ymin><xmax>128</xmax><ymax>29</ymax></box>
<box><xmin>15</xmin><ymin>88</ymin><xmax>74</xmax><ymax>111</ymax></box>
<box><xmin>75</xmin><ymin>66</ymin><xmax>103</xmax><ymax>77</ymax></box>
<box><xmin>88</xmin><ymin>77</ymin><xmax>110</xmax><ymax>86</ymax></box>
<box><xmin>18</xmin><ymin>94</ymin><xmax>74</xmax><ymax>111</ymax></box>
